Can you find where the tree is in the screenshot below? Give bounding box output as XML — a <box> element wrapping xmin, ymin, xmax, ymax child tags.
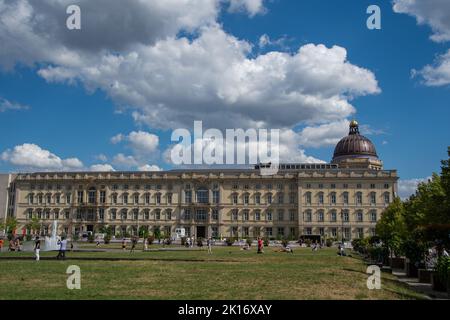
<box><xmin>1</xmin><ymin>217</ymin><xmax>18</xmax><ymax>235</ymax></box>
<box><xmin>25</xmin><ymin>217</ymin><xmax>41</xmax><ymax>235</ymax></box>
<box><xmin>376</xmin><ymin>197</ymin><xmax>406</xmax><ymax>259</ymax></box>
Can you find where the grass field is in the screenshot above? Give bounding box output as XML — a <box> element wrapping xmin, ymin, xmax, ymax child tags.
<box><xmin>0</xmin><ymin>246</ymin><xmax>426</xmax><ymax>300</ymax></box>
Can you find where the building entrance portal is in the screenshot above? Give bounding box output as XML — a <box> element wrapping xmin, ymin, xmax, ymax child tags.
<box><xmin>196</xmin><ymin>226</ymin><xmax>206</xmax><ymax>239</ymax></box>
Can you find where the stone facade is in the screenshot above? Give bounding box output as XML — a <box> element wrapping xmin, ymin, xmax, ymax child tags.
<box><xmin>6</xmin><ymin>166</ymin><xmax>398</xmax><ymax>240</ymax></box>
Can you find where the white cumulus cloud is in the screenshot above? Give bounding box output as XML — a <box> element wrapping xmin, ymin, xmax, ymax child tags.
<box><xmin>398</xmin><ymin>177</ymin><xmax>430</xmax><ymax>200</ymax></box>
<box><xmin>90</xmin><ymin>164</ymin><xmax>115</xmax><ymax>172</ymax></box>
<box><xmin>1</xmin><ymin>143</ymin><xmax>84</xmax><ymax>171</ymax></box>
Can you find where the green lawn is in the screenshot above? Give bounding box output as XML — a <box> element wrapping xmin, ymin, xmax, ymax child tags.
<box><xmin>0</xmin><ymin>246</ymin><xmax>426</xmax><ymax>300</ymax></box>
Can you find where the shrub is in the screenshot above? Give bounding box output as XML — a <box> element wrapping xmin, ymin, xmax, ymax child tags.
<box><xmin>25</xmin><ymin>234</ymin><xmax>32</xmax><ymax>241</ymax></box>
<box><xmin>165</xmin><ymin>238</ymin><xmax>172</xmax><ymax>245</ymax></box>
<box><xmin>436</xmin><ymin>256</ymin><xmax>450</xmax><ymax>288</ymax></box>
<box><xmin>104</xmin><ymin>234</ymin><xmax>111</xmax><ymax>244</ymax></box>
<box><xmin>147</xmin><ymin>235</ymin><xmax>155</xmax><ymax>245</ymax></box>
<box><xmin>305</xmin><ymin>239</ymin><xmax>312</xmax><ymax>247</ymax></box>
<box><xmin>263</xmin><ymin>238</ymin><xmax>269</xmax><ymax>247</ymax></box>
<box><xmin>326</xmin><ymin>239</ymin><xmax>333</xmax><ymax>247</ymax></box>
<box><xmin>181</xmin><ymin>237</ymin><xmax>187</xmax><ymax>246</ymax></box>
<box><xmin>246</xmin><ymin>238</ymin><xmax>252</xmax><ymax>247</ymax></box>
<box><xmin>87</xmin><ymin>234</ymin><xmax>95</xmax><ymax>243</ymax></box>
<box><xmin>197</xmin><ymin>238</ymin><xmax>203</xmax><ymax>247</ymax></box>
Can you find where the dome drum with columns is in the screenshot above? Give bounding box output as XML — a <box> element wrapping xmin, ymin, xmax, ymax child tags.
<box><xmin>332</xmin><ymin>120</ymin><xmax>383</xmax><ymax>170</ymax></box>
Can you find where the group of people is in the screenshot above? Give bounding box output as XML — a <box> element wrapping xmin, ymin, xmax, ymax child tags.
<box><xmin>1</xmin><ymin>237</ymin><xmax>23</xmax><ymax>252</ymax></box>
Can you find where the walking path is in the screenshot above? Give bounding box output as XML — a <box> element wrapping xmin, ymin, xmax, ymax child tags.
<box><xmin>392</xmin><ymin>269</ymin><xmax>449</xmax><ymax>300</ymax></box>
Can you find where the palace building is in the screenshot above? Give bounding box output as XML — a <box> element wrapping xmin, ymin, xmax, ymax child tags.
<box><xmin>0</xmin><ymin>121</ymin><xmax>398</xmax><ymax>240</ymax></box>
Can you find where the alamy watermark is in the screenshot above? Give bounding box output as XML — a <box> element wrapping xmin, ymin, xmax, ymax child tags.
<box><xmin>66</xmin><ymin>265</ymin><xmax>81</xmax><ymax>290</ymax></box>
<box><xmin>366</xmin><ymin>265</ymin><xmax>381</xmax><ymax>290</ymax></box>
<box><xmin>170</xmin><ymin>121</ymin><xmax>280</xmax><ymax>175</ymax></box>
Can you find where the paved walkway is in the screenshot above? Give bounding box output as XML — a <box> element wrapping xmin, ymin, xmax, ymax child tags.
<box><xmin>392</xmin><ymin>269</ymin><xmax>449</xmax><ymax>300</ymax></box>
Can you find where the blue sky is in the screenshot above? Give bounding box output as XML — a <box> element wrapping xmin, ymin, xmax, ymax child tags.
<box><xmin>0</xmin><ymin>0</ymin><xmax>449</xmax><ymax>198</ymax></box>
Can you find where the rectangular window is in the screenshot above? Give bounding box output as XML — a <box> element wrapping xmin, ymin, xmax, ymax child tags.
<box><xmin>277</xmin><ymin>210</ymin><xmax>284</xmax><ymax>221</ymax></box>
<box><xmin>305</xmin><ymin>192</ymin><xmax>312</xmax><ymax>205</ymax></box>
<box><xmin>185</xmin><ymin>191</ymin><xmax>192</xmax><ymax>204</ymax></box>
<box><xmin>27</xmin><ymin>209</ymin><xmax>33</xmax><ymax>219</ymax></box>
<box><xmin>243</xmin><ymin>210</ymin><xmax>249</xmax><ymax>221</ymax></box>
<box><xmin>65</xmin><ymin>210</ymin><xmax>70</xmax><ymax>220</ymax></box>
<box><xmin>134</xmin><ymin>194</ymin><xmax>139</xmax><ymax>205</ymax></box>
<box><xmin>266</xmin><ymin>227</ymin><xmax>273</xmax><ymax>237</ymax></box>
<box><xmin>155</xmin><ymin>210</ymin><xmax>161</xmax><ymax>220</ymax></box>
<box><xmin>156</xmin><ymin>193</ymin><xmax>161</xmax><ymax>204</ymax></box>
<box><xmin>370</xmin><ymin>193</ymin><xmax>376</xmax><ymax>205</ymax></box>
<box><xmin>184</xmin><ymin>209</ymin><xmax>191</xmax><ymax>220</ymax></box>
<box><xmin>344</xmin><ymin>228</ymin><xmax>351</xmax><ymax>240</ymax></box>
<box><xmin>28</xmin><ymin>194</ymin><xmax>34</xmax><ymax>204</ymax></box>
<box><xmin>232</xmin><ymin>194</ymin><xmax>238</xmax><ymax>205</ymax></box>
<box><xmin>212</xmin><ymin>209</ymin><xmax>219</xmax><ymax>220</ymax></box>
<box><xmin>267</xmin><ymin>194</ymin><xmax>272</xmax><ymax>204</ymax></box>
<box><xmin>121</xmin><ymin>210</ymin><xmax>127</xmax><ymax>220</ymax></box>
<box><xmin>100</xmin><ymin>191</ymin><xmax>106</xmax><ymax>204</ymax></box>
<box><xmin>331</xmin><ymin>211</ymin><xmax>337</xmax><ymax>222</ymax></box>
<box><xmin>77</xmin><ymin>191</ymin><xmax>83</xmax><ymax>204</ymax></box>
<box><xmin>357</xmin><ymin>211</ymin><xmax>363</xmax><ymax>222</ymax></box>
<box><xmin>46</xmin><ymin>194</ymin><xmax>51</xmax><ymax>204</ymax></box>
<box><xmin>357</xmin><ymin>228</ymin><xmax>364</xmax><ymax>239</ymax></box>
<box><xmin>331</xmin><ymin>228</ymin><xmax>337</xmax><ymax>237</ymax></box>
<box><xmin>88</xmin><ymin>190</ymin><xmax>96</xmax><ymax>204</ymax></box>
<box><xmin>289</xmin><ymin>210</ymin><xmax>295</xmax><ymax>221</ymax></box>
<box><xmin>318</xmin><ymin>193</ymin><xmax>324</xmax><ymax>204</ymax></box>
<box><xmin>306</xmin><ymin>227</ymin><xmax>312</xmax><ymax>235</ymax></box>
<box><xmin>145</xmin><ymin>193</ymin><xmax>150</xmax><ymax>204</ymax></box>
<box><xmin>232</xmin><ymin>210</ymin><xmax>239</xmax><ymax>221</ymax></box>
<box><xmin>243</xmin><ymin>227</ymin><xmax>249</xmax><ymax>237</ymax></box>
<box><xmin>331</xmin><ymin>193</ymin><xmax>336</xmax><ymax>204</ymax></box>
<box><xmin>55</xmin><ymin>194</ymin><xmax>60</xmax><ymax>204</ymax></box>
<box><xmin>133</xmin><ymin>209</ymin><xmax>139</xmax><ymax>220</ymax></box>
<box><xmin>255</xmin><ymin>210</ymin><xmax>261</xmax><ymax>221</ymax></box>
<box><xmin>244</xmin><ymin>194</ymin><xmax>249</xmax><ymax>205</ymax></box>
<box><xmin>370</xmin><ymin>211</ymin><xmax>377</xmax><ymax>222</ymax></box>
<box><xmin>123</xmin><ymin>194</ymin><xmax>128</xmax><ymax>205</ymax></box>
<box><xmin>167</xmin><ymin>193</ymin><xmax>173</xmax><ymax>204</ymax></box>
<box><xmin>110</xmin><ymin>209</ymin><xmax>117</xmax><ymax>220</ymax></box>
<box><xmin>197</xmin><ymin>190</ymin><xmax>208</xmax><ymax>204</ymax></box>
<box><xmin>99</xmin><ymin>208</ymin><xmax>105</xmax><ymax>221</ymax></box>
<box><xmin>343</xmin><ymin>192</ymin><xmax>349</xmax><ymax>205</ymax></box>
<box><xmin>255</xmin><ymin>193</ymin><xmax>261</xmax><ymax>204</ymax></box>
<box><xmin>167</xmin><ymin>210</ymin><xmax>172</xmax><ymax>220</ymax></box>
<box><xmin>266</xmin><ymin>211</ymin><xmax>272</xmax><ymax>221</ymax></box>
<box><xmin>277</xmin><ymin>193</ymin><xmax>284</xmax><ymax>204</ymax></box>
<box><xmin>112</xmin><ymin>194</ymin><xmax>117</xmax><ymax>205</ymax></box>
<box><xmin>196</xmin><ymin>209</ymin><xmax>207</xmax><ymax>221</ymax></box>
<box><xmin>289</xmin><ymin>193</ymin><xmax>295</xmax><ymax>204</ymax></box>
<box><xmin>290</xmin><ymin>227</ymin><xmax>296</xmax><ymax>237</ymax></box>
<box><xmin>356</xmin><ymin>193</ymin><xmax>362</xmax><ymax>205</ymax></box>
<box><xmin>38</xmin><ymin>194</ymin><xmax>43</xmax><ymax>204</ymax></box>
<box><xmin>306</xmin><ymin>210</ymin><xmax>312</xmax><ymax>222</ymax></box>
<box><xmin>277</xmin><ymin>227</ymin><xmax>284</xmax><ymax>237</ymax></box>
<box><xmin>319</xmin><ymin>228</ymin><xmax>324</xmax><ymax>236</ymax></box>
<box><xmin>318</xmin><ymin>211</ymin><xmax>324</xmax><ymax>222</ymax></box>
<box><xmin>144</xmin><ymin>210</ymin><xmax>150</xmax><ymax>220</ymax></box>
<box><xmin>343</xmin><ymin>210</ymin><xmax>349</xmax><ymax>222</ymax></box>
<box><xmin>384</xmin><ymin>193</ymin><xmax>390</xmax><ymax>204</ymax></box>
